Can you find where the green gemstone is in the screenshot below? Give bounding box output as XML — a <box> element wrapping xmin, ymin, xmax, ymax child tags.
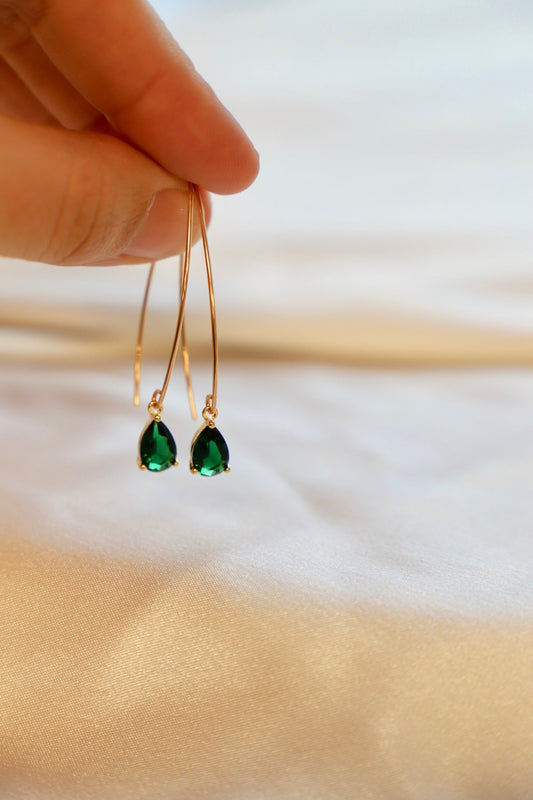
<box><xmin>139</xmin><ymin>420</ymin><xmax>177</xmax><ymax>472</ymax></box>
<box><xmin>190</xmin><ymin>425</ymin><xmax>229</xmax><ymax>476</ymax></box>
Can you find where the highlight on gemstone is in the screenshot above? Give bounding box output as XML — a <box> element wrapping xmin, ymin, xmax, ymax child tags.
<box><xmin>190</xmin><ymin>424</ymin><xmax>229</xmax><ymax>476</ymax></box>
<box><xmin>139</xmin><ymin>419</ymin><xmax>177</xmax><ymax>472</ymax></box>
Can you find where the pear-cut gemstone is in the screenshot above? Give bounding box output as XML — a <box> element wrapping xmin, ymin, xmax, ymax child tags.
<box><xmin>139</xmin><ymin>420</ymin><xmax>177</xmax><ymax>472</ymax></box>
<box><xmin>190</xmin><ymin>425</ymin><xmax>229</xmax><ymax>476</ymax></box>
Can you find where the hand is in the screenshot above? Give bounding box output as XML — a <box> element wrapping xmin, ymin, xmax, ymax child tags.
<box><xmin>0</xmin><ymin>0</ymin><xmax>259</xmax><ymax>265</ymax></box>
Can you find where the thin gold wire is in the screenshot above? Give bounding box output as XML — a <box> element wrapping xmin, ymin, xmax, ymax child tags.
<box><xmin>179</xmin><ymin>255</ymin><xmax>197</xmax><ymax>421</ymax></box>
<box><xmin>133</xmin><ymin>181</ymin><xmax>219</xmax><ymax>423</ymax></box>
<box><xmin>133</xmin><ymin>261</ymin><xmax>155</xmax><ymax>407</ymax></box>
<box><xmin>193</xmin><ymin>184</ymin><xmax>218</xmax><ymax>418</ymax></box>
<box><xmin>157</xmin><ymin>182</ymin><xmax>194</xmax><ymax>409</ymax></box>
<box><xmin>133</xmin><ymin>182</ymin><xmax>196</xmax><ymax>418</ymax></box>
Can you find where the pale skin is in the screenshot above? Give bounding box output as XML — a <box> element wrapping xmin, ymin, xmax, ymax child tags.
<box><xmin>0</xmin><ymin>0</ymin><xmax>259</xmax><ymax>266</ymax></box>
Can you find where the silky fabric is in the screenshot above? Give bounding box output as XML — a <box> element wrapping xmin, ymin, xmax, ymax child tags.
<box><xmin>1</xmin><ymin>0</ymin><xmax>533</xmax><ymax>798</ymax></box>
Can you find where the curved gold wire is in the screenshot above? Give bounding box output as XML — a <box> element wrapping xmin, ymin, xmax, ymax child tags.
<box><xmin>133</xmin><ymin>181</ymin><xmax>220</xmax><ymax>422</ymax></box>
<box><xmin>179</xmin><ymin>252</ymin><xmax>197</xmax><ymax>421</ymax></box>
<box><xmin>133</xmin><ymin>256</ymin><xmax>195</xmax><ymax>414</ymax></box>
<box><xmin>193</xmin><ymin>184</ymin><xmax>219</xmax><ymax>418</ymax></box>
<box><xmin>133</xmin><ymin>260</ymin><xmax>155</xmax><ymax>408</ymax></box>
<box><xmin>133</xmin><ymin>181</ymin><xmax>196</xmax><ymax>419</ymax></box>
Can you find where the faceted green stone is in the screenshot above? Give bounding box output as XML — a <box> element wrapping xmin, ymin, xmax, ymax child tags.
<box><xmin>139</xmin><ymin>420</ymin><xmax>177</xmax><ymax>472</ymax></box>
<box><xmin>190</xmin><ymin>425</ymin><xmax>229</xmax><ymax>476</ymax></box>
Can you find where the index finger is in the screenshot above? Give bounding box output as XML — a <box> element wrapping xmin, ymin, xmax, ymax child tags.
<box><xmin>22</xmin><ymin>0</ymin><xmax>259</xmax><ymax>194</ymax></box>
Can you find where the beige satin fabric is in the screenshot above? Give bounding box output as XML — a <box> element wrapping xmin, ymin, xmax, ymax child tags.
<box><xmin>0</xmin><ymin>354</ymin><xmax>532</xmax><ymax>798</ymax></box>
<box><xmin>1</xmin><ymin>536</ymin><xmax>532</xmax><ymax>800</ymax></box>
<box><xmin>3</xmin><ymin>300</ymin><xmax>533</xmax><ymax>367</ymax></box>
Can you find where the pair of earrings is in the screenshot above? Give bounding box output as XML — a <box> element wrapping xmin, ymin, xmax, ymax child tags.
<box><xmin>133</xmin><ymin>182</ymin><xmax>230</xmax><ymax>477</ymax></box>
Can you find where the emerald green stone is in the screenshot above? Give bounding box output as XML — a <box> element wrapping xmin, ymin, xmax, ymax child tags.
<box><xmin>139</xmin><ymin>420</ymin><xmax>177</xmax><ymax>472</ymax></box>
<box><xmin>190</xmin><ymin>425</ymin><xmax>229</xmax><ymax>476</ymax></box>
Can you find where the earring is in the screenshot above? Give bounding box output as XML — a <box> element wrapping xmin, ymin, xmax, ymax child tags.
<box><xmin>188</xmin><ymin>184</ymin><xmax>230</xmax><ymax>477</ymax></box>
<box><xmin>133</xmin><ymin>181</ymin><xmax>195</xmax><ymax>472</ymax></box>
<box><xmin>133</xmin><ymin>182</ymin><xmax>230</xmax><ymax>477</ymax></box>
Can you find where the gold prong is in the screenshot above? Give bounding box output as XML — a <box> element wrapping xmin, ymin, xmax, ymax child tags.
<box><xmin>190</xmin><ymin>467</ymin><xmax>198</xmax><ymax>474</ymax></box>
<box><xmin>138</xmin><ymin>461</ymin><xmax>147</xmax><ymax>471</ymax></box>
<box><xmin>224</xmin><ymin>466</ymin><xmax>231</xmax><ymax>473</ymax></box>
<box><xmin>172</xmin><ymin>460</ymin><xmax>179</xmax><ymax>468</ymax></box>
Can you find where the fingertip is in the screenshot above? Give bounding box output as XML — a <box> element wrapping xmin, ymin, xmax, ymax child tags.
<box><xmin>244</xmin><ymin>144</ymin><xmax>261</xmax><ymax>188</ymax></box>
<box><xmin>210</xmin><ymin>139</ymin><xmax>260</xmax><ymax>195</ymax></box>
<box><xmin>231</xmin><ymin>144</ymin><xmax>260</xmax><ymax>194</ymax></box>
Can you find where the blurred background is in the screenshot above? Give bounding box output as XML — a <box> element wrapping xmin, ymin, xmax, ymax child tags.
<box><xmin>2</xmin><ymin>0</ymin><xmax>533</xmax><ymax>368</ymax></box>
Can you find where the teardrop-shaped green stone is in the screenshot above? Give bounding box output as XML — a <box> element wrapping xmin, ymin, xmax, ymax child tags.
<box><xmin>190</xmin><ymin>425</ymin><xmax>229</xmax><ymax>476</ymax></box>
<box><xmin>139</xmin><ymin>420</ymin><xmax>177</xmax><ymax>472</ymax></box>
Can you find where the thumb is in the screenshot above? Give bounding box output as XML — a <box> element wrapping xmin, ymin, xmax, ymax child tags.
<box><xmin>0</xmin><ymin>114</ymin><xmax>202</xmax><ymax>266</ymax></box>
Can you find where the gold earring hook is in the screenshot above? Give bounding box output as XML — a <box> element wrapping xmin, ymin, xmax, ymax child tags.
<box><xmin>193</xmin><ymin>184</ymin><xmax>219</xmax><ymax>421</ymax></box>
<box><xmin>133</xmin><ymin>259</ymin><xmax>155</xmax><ymax>408</ymax></box>
<box><xmin>133</xmin><ymin>181</ymin><xmax>197</xmax><ymax>419</ymax></box>
<box><xmin>179</xmin><ymin>250</ymin><xmax>197</xmax><ymax>421</ymax></box>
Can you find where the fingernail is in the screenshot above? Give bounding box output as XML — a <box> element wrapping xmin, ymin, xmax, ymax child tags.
<box><xmin>124</xmin><ymin>188</ymin><xmax>187</xmax><ymax>259</ymax></box>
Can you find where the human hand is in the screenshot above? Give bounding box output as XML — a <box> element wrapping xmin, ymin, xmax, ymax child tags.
<box><xmin>0</xmin><ymin>0</ymin><xmax>259</xmax><ymax>265</ymax></box>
